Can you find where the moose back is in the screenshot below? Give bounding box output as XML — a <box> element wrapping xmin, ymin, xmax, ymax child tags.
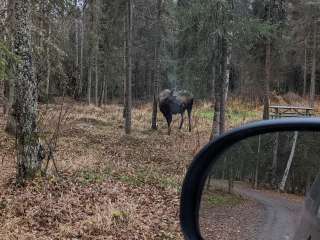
<box><xmin>159</xmin><ymin>89</ymin><xmax>194</xmax><ymax>135</ymax></box>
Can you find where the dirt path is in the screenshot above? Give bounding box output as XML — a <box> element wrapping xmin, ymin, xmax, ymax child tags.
<box><xmin>200</xmin><ymin>197</ymin><xmax>264</xmax><ymax>240</ymax></box>
<box><xmin>236</xmin><ymin>185</ymin><xmax>303</xmax><ymax>240</ymax></box>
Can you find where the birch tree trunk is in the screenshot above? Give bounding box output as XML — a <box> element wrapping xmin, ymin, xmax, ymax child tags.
<box><xmin>219</xmin><ymin>37</ymin><xmax>230</xmax><ymax>134</ymax></box>
<box><xmin>151</xmin><ymin>0</ymin><xmax>162</xmax><ymax>130</ymax></box>
<box><xmin>14</xmin><ymin>0</ymin><xmax>41</xmax><ymax>182</ymax></box>
<box><xmin>279</xmin><ymin>131</ymin><xmax>299</xmax><ymax>192</ymax></box>
<box><xmin>99</xmin><ymin>73</ymin><xmax>107</xmax><ymax>106</ymax></box>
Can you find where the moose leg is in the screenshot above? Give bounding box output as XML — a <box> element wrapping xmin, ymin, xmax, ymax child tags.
<box><xmin>166</xmin><ymin>114</ymin><xmax>172</xmax><ymax>135</ymax></box>
<box><xmin>179</xmin><ymin>112</ymin><xmax>184</xmax><ymax>130</ymax></box>
<box><xmin>187</xmin><ymin>109</ymin><xmax>192</xmax><ymax>132</ymax></box>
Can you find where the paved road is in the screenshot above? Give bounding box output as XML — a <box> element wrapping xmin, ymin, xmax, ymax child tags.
<box><xmin>236</xmin><ymin>186</ymin><xmax>303</xmax><ymax>240</ymax></box>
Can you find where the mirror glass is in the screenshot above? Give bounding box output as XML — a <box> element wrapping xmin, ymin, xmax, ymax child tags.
<box><xmin>200</xmin><ymin>131</ymin><xmax>320</xmax><ymax>240</ymax></box>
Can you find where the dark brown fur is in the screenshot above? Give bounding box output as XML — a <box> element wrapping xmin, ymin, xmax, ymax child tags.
<box><xmin>159</xmin><ymin>89</ymin><xmax>193</xmax><ymax>135</ymax></box>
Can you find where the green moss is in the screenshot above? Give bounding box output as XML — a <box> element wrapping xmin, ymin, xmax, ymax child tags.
<box><xmin>0</xmin><ymin>200</ymin><xmax>7</xmax><ymax>210</ymax></box>
<box><xmin>75</xmin><ymin>167</ymin><xmax>180</xmax><ymax>190</ymax></box>
<box><xmin>76</xmin><ymin>169</ymin><xmax>109</xmax><ymax>185</ymax></box>
<box><xmin>115</xmin><ymin>174</ymin><xmax>145</xmax><ymax>187</ymax></box>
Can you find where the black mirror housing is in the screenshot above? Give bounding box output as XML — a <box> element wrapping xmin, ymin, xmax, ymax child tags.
<box><xmin>180</xmin><ymin>118</ymin><xmax>320</xmax><ymax>240</ymax></box>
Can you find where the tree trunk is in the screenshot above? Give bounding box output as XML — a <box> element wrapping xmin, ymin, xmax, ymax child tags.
<box><xmin>99</xmin><ymin>66</ymin><xmax>107</xmax><ymax>107</ymax></box>
<box><xmin>123</xmin><ymin>16</ymin><xmax>127</xmax><ymax>118</ymax></box>
<box><xmin>144</xmin><ymin>62</ymin><xmax>149</xmax><ymax>97</ymax></box>
<box><xmin>151</xmin><ymin>0</ymin><xmax>162</xmax><ymax>130</ymax></box>
<box><xmin>210</xmin><ymin>36</ymin><xmax>224</xmax><ymax>140</ymax></box>
<box><xmin>99</xmin><ymin>78</ymin><xmax>105</xmax><ymax>107</ymax></box>
<box><xmin>74</xmin><ymin>0</ymin><xmax>80</xmax><ymax>99</ymax></box>
<box><xmin>95</xmin><ymin>56</ymin><xmax>98</xmax><ymax>105</ymax></box>
<box><xmin>79</xmin><ymin>6</ymin><xmax>85</xmax><ymax>98</ymax></box>
<box><xmin>279</xmin><ymin>131</ymin><xmax>299</xmax><ymax>192</ymax></box>
<box><xmin>263</xmin><ymin>38</ymin><xmax>271</xmax><ymax>120</ymax></box>
<box><xmin>254</xmin><ymin>135</ymin><xmax>261</xmax><ymax>189</ymax></box>
<box><xmin>5</xmin><ymin>71</ymin><xmax>15</xmax><ymax>135</ymax></box>
<box><xmin>310</xmin><ymin>21</ymin><xmax>317</xmax><ymax>108</ymax></box>
<box><xmin>148</xmin><ymin>69</ymin><xmax>152</xmax><ymax>99</ymax></box>
<box><xmin>45</xmin><ymin>24</ymin><xmax>51</xmax><ymax>100</ymax></box>
<box><xmin>228</xmin><ymin>167</ymin><xmax>234</xmax><ymax>193</ymax></box>
<box><xmin>0</xmin><ymin>62</ymin><xmax>5</xmax><ymax>113</ymax></box>
<box><xmin>263</xmin><ymin>1</ymin><xmax>271</xmax><ymax>120</ymax></box>
<box><xmin>211</xmin><ymin>62</ymin><xmax>215</xmax><ymax>103</ymax></box>
<box><xmin>93</xmin><ymin>0</ymin><xmax>99</xmax><ymax>105</ymax></box>
<box><xmin>87</xmin><ymin>63</ymin><xmax>92</xmax><ymax>105</ymax></box>
<box><xmin>211</xmin><ymin>98</ymin><xmax>220</xmax><ymax>140</ymax></box>
<box><xmin>5</xmin><ymin>0</ymin><xmax>16</xmax><ymax>132</ymax></box>
<box><xmin>39</xmin><ymin>0</ymin><xmax>45</xmax><ymax>50</ymax></box>
<box><xmin>104</xmin><ymin>63</ymin><xmax>108</xmax><ymax>104</ymax></box>
<box><xmin>14</xmin><ymin>0</ymin><xmax>41</xmax><ymax>182</ymax></box>
<box><xmin>222</xmin><ymin>158</ymin><xmax>226</xmax><ymax>180</ymax></box>
<box><xmin>124</xmin><ymin>0</ymin><xmax>133</xmax><ymax>134</ymax></box>
<box><xmin>210</xmin><ymin>62</ymin><xmax>218</xmax><ymax>141</ymax></box>
<box><xmin>303</xmin><ymin>36</ymin><xmax>308</xmax><ymax>97</ymax></box>
<box><xmin>219</xmin><ymin>37</ymin><xmax>230</xmax><ymax>134</ymax></box>
<box><xmin>271</xmin><ymin>132</ymin><xmax>279</xmax><ymax>188</ymax></box>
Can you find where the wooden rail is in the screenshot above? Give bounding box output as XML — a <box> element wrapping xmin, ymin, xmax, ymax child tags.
<box><xmin>269</xmin><ymin>105</ymin><xmax>314</xmax><ymax>119</ymax></box>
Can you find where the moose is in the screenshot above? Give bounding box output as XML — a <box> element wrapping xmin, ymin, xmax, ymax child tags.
<box><xmin>159</xmin><ymin>89</ymin><xmax>194</xmax><ymax>135</ymax></box>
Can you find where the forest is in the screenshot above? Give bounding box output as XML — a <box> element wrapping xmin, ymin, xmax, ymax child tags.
<box><xmin>0</xmin><ymin>0</ymin><xmax>320</xmax><ymax>239</ymax></box>
<box><xmin>209</xmin><ymin>132</ymin><xmax>320</xmax><ymax>194</ymax></box>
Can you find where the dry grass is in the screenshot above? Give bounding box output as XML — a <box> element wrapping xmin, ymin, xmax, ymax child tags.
<box><xmin>0</xmin><ymin>98</ymin><xmax>264</xmax><ymax>239</ymax></box>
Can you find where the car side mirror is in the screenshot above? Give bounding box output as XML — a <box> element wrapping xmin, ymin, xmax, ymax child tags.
<box><xmin>180</xmin><ymin>118</ymin><xmax>320</xmax><ymax>240</ymax></box>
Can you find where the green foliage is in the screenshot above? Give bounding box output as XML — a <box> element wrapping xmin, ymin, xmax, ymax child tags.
<box><xmin>76</xmin><ymin>167</ymin><xmax>180</xmax><ymax>190</ymax></box>
<box><xmin>227</xmin><ymin>108</ymin><xmax>259</xmax><ymax>125</ymax></box>
<box><xmin>176</xmin><ymin>0</ymin><xmax>288</xmax><ymax>98</ymax></box>
<box><xmin>212</xmin><ymin>131</ymin><xmax>320</xmax><ymax>194</ymax></box>
<box><xmin>197</xmin><ymin>107</ymin><xmax>259</xmax><ymax>126</ymax></box>
<box><xmin>78</xmin><ymin>169</ymin><xmax>108</xmax><ymax>184</ymax></box>
<box><xmin>206</xmin><ymin>191</ymin><xmax>244</xmax><ymax>207</ymax></box>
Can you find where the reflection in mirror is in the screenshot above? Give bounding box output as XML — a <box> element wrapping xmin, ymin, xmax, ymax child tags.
<box><xmin>200</xmin><ymin>131</ymin><xmax>320</xmax><ymax>240</ymax></box>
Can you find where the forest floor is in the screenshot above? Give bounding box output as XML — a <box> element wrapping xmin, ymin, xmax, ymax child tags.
<box><xmin>200</xmin><ymin>189</ymin><xmax>264</xmax><ymax>240</ymax></box>
<box><xmin>0</xmin><ymin>95</ymin><xmax>315</xmax><ymax>239</ymax></box>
